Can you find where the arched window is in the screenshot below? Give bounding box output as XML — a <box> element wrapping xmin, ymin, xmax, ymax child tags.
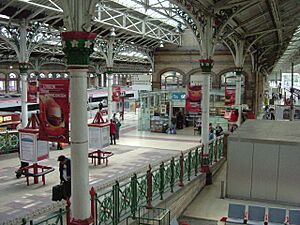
<box><xmin>40</xmin><ymin>73</ymin><xmax>46</xmax><ymax>78</ymax></box>
<box><xmin>64</xmin><ymin>73</ymin><xmax>69</xmax><ymax>78</ymax></box>
<box><xmin>0</xmin><ymin>73</ymin><xmax>6</xmax><ymax>92</ymax></box>
<box><xmin>48</xmin><ymin>73</ymin><xmax>53</xmax><ymax>78</ymax></box>
<box><xmin>8</xmin><ymin>73</ymin><xmax>17</xmax><ymax>92</ymax></box>
<box><xmin>56</xmin><ymin>73</ymin><xmax>61</xmax><ymax>78</ymax></box>
<box><xmin>161</xmin><ymin>71</ymin><xmax>183</xmax><ymax>90</ymax></box>
<box><xmin>29</xmin><ymin>73</ymin><xmax>36</xmax><ymax>78</ymax></box>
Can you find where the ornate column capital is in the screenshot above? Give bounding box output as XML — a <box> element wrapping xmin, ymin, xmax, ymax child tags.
<box><xmin>199</xmin><ymin>58</ymin><xmax>214</xmax><ymax>72</ymax></box>
<box><xmin>19</xmin><ymin>62</ymin><xmax>29</xmax><ymax>74</ymax></box>
<box><xmin>61</xmin><ymin>32</ymin><xmax>97</xmax><ymax>66</ymax></box>
<box><xmin>106</xmin><ymin>67</ymin><xmax>113</xmax><ymax>74</ymax></box>
<box><xmin>233</xmin><ymin>67</ymin><xmax>243</xmax><ymax>76</ymax></box>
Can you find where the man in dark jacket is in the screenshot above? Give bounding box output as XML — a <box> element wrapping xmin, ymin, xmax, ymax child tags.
<box><xmin>58</xmin><ymin>155</ymin><xmax>71</xmax><ymax>199</ymax></box>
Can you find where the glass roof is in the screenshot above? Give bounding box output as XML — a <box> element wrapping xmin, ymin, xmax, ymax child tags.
<box><xmin>110</xmin><ymin>0</ymin><xmax>184</xmax><ymax>28</ymax></box>
<box><xmin>274</xmin><ymin>25</ymin><xmax>300</xmax><ymax>71</ymax></box>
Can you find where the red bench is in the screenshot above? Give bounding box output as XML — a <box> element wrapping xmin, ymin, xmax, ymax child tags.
<box><xmin>16</xmin><ymin>163</ymin><xmax>55</xmax><ymax>186</ymax></box>
<box><xmin>88</xmin><ymin>150</ymin><xmax>113</xmax><ymax>166</ymax></box>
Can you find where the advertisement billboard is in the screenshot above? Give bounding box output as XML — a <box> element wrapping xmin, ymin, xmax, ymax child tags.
<box><xmin>112</xmin><ymin>85</ymin><xmax>121</xmax><ymax>102</ymax></box>
<box><xmin>27</xmin><ymin>80</ymin><xmax>38</xmax><ymax>103</ymax></box>
<box><xmin>186</xmin><ymin>85</ymin><xmax>201</xmax><ymax>113</ymax></box>
<box><xmin>39</xmin><ymin>79</ymin><xmax>70</xmax><ymax>143</ymax></box>
<box><xmin>225</xmin><ymin>88</ymin><xmax>236</xmax><ymax>106</ymax></box>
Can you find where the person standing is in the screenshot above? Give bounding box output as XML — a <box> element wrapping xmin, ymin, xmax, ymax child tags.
<box><xmin>215</xmin><ymin>124</ymin><xmax>223</xmax><ymax>137</ymax></box>
<box><xmin>58</xmin><ymin>155</ymin><xmax>71</xmax><ymax>200</ymax></box>
<box><xmin>112</xmin><ymin>113</ymin><xmax>121</xmax><ymax>140</ymax></box>
<box><xmin>110</xmin><ymin>119</ymin><xmax>117</xmax><ymax>145</ymax></box>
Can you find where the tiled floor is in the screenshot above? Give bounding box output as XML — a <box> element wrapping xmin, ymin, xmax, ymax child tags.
<box><xmin>182</xmin><ymin>163</ymin><xmax>300</xmax><ymax>223</ymax></box>
<box><xmin>0</xmin><ymin>111</ymin><xmax>200</xmax><ymax>224</ymax></box>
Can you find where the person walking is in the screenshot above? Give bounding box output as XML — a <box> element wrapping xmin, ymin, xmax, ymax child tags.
<box><xmin>110</xmin><ymin>119</ymin><xmax>117</xmax><ymax>145</ymax></box>
<box><xmin>58</xmin><ymin>155</ymin><xmax>71</xmax><ymax>200</ymax></box>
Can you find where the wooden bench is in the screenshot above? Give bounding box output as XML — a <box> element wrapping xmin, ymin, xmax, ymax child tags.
<box><xmin>88</xmin><ymin>150</ymin><xmax>113</xmax><ymax>166</ymax></box>
<box><xmin>16</xmin><ymin>163</ymin><xmax>55</xmax><ymax>186</ymax></box>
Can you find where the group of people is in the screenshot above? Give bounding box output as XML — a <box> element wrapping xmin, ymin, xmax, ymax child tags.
<box><xmin>209</xmin><ymin>123</ymin><xmax>224</xmax><ymax>141</ymax></box>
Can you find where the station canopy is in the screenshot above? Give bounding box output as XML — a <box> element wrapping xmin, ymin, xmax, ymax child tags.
<box><xmin>0</xmin><ymin>0</ymin><xmax>299</xmax><ymax>72</ymax></box>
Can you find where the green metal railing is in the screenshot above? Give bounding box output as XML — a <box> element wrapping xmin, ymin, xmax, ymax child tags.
<box><xmin>0</xmin><ymin>131</ymin><xmax>19</xmax><ymax>154</ymax></box>
<box><xmin>93</xmin><ymin>135</ymin><xmax>224</xmax><ymax>225</ymax></box>
<box><xmin>21</xmin><ymin>207</ymin><xmax>69</xmax><ymax>225</ymax></box>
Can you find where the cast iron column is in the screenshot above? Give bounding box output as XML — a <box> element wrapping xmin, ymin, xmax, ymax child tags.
<box><xmin>199</xmin><ymin>59</ymin><xmax>213</xmax><ymax>180</ymax></box>
<box><xmin>61</xmin><ymin>31</ymin><xmax>96</xmax><ymax>224</ymax></box>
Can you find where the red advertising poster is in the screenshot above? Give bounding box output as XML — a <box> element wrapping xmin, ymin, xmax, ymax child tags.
<box><xmin>186</xmin><ymin>85</ymin><xmax>201</xmax><ymax>113</ymax></box>
<box><xmin>225</xmin><ymin>88</ymin><xmax>235</xmax><ymax>106</ymax></box>
<box><xmin>39</xmin><ymin>79</ymin><xmax>70</xmax><ymax>143</ymax></box>
<box><xmin>27</xmin><ymin>80</ymin><xmax>38</xmax><ymax>103</ymax></box>
<box><xmin>112</xmin><ymin>85</ymin><xmax>121</xmax><ymax>102</ymax></box>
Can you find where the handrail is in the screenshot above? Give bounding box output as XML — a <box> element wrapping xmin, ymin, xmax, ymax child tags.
<box><xmin>93</xmin><ymin>135</ymin><xmax>225</xmax><ymax>225</ymax></box>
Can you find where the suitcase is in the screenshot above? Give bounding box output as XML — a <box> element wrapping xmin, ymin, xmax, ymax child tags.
<box><xmin>52</xmin><ymin>184</ymin><xmax>64</xmax><ymax>201</ymax></box>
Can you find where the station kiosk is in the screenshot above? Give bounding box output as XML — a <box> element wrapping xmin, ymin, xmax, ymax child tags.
<box><xmin>88</xmin><ymin>111</ymin><xmax>110</xmax><ymax>149</ymax></box>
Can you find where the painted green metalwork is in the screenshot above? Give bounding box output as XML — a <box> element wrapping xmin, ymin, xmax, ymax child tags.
<box><xmin>136</xmin><ymin>174</ymin><xmax>147</xmax><ymax>208</ymax></box>
<box><xmin>0</xmin><ymin>131</ymin><xmax>19</xmax><ymax>154</ymax></box>
<box><xmin>130</xmin><ymin>174</ymin><xmax>138</xmax><ymax>218</ymax></box>
<box><xmin>159</xmin><ymin>162</ymin><xmax>165</xmax><ymax>200</ymax></box>
<box><xmin>113</xmin><ymin>182</ymin><xmax>120</xmax><ymax>225</ymax></box>
<box><xmin>152</xmin><ymin>168</ymin><xmax>161</xmax><ymax>200</ymax></box>
<box><xmin>96</xmin><ymin>189</ymin><xmax>114</xmax><ymax>224</ymax></box>
<box><xmin>93</xmin><ymin>136</ymin><xmax>224</xmax><ymax>225</ymax></box>
<box><xmin>22</xmin><ymin>208</ymin><xmax>67</xmax><ymax>225</ymax></box>
<box><xmin>170</xmin><ymin>158</ymin><xmax>175</xmax><ymax>192</ymax></box>
<box><xmin>164</xmin><ymin>161</ymin><xmax>172</xmax><ymax>192</ymax></box>
<box><xmin>209</xmin><ymin>142</ymin><xmax>214</xmax><ymax>164</ymax></box>
<box><xmin>194</xmin><ymin>148</ymin><xmax>199</xmax><ymax>176</ymax></box>
<box><xmin>187</xmin><ymin>151</ymin><xmax>191</xmax><ymax>181</ymax></box>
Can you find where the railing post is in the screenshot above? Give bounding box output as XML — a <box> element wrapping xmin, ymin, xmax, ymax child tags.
<box><xmin>90</xmin><ymin>187</ymin><xmax>96</xmax><ymax>224</ymax></box>
<box><xmin>159</xmin><ymin>162</ymin><xmax>165</xmax><ymax>200</ymax></box>
<box><xmin>214</xmin><ymin>139</ymin><xmax>218</xmax><ymax>162</ymax></box>
<box><xmin>130</xmin><ymin>173</ymin><xmax>138</xmax><ymax>218</ymax></box>
<box><xmin>113</xmin><ymin>181</ymin><xmax>120</xmax><ymax>225</ymax></box>
<box><xmin>209</xmin><ymin>141</ymin><xmax>213</xmax><ymax>165</ymax></box>
<box><xmin>195</xmin><ymin>147</ymin><xmax>199</xmax><ymax>176</ymax></box>
<box><xmin>146</xmin><ymin>165</ymin><xmax>153</xmax><ymax>208</ymax></box>
<box><xmin>220</xmin><ymin>136</ymin><xmax>224</xmax><ymax>157</ymax></box>
<box><xmin>187</xmin><ymin>151</ymin><xmax>191</xmax><ymax>181</ymax></box>
<box><xmin>170</xmin><ymin>157</ymin><xmax>175</xmax><ymax>193</ymax></box>
<box><xmin>59</xmin><ymin>208</ymin><xmax>63</xmax><ymax>225</ymax></box>
<box><xmin>179</xmin><ymin>152</ymin><xmax>184</xmax><ymax>187</ymax></box>
<box><xmin>66</xmin><ymin>199</ymin><xmax>71</xmax><ymax>225</ymax></box>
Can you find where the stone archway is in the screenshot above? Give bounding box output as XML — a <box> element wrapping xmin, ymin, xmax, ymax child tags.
<box><xmin>217</xmin><ymin>68</ymin><xmax>249</xmax><ymax>105</ymax></box>
<box><xmin>186</xmin><ymin>68</ymin><xmax>217</xmax><ymax>86</ymax></box>
<box><xmin>156</xmin><ymin>67</ymin><xmax>186</xmax><ymax>89</ymax></box>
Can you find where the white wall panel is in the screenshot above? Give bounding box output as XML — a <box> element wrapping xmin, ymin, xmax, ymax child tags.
<box><xmin>251</xmin><ymin>143</ymin><xmax>279</xmax><ymax>200</ymax></box>
<box><xmin>277</xmin><ymin>145</ymin><xmax>300</xmax><ymax>204</ymax></box>
<box><xmin>227</xmin><ymin>140</ymin><xmax>253</xmax><ymax>198</ymax></box>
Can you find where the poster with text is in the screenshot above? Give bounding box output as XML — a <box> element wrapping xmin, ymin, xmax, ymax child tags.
<box><xmin>225</xmin><ymin>88</ymin><xmax>236</xmax><ymax>106</ymax></box>
<box><xmin>39</xmin><ymin>79</ymin><xmax>70</xmax><ymax>143</ymax></box>
<box><xmin>27</xmin><ymin>80</ymin><xmax>38</xmax><ymax>103</ymax></box>
<box><xmin>19</xmin><ymin>133</ymin><xmax>37</xmax><ymax>163</ymax></box>
<box><xmin>112</xmin><ymin>85</ymin><xmax>121</xmax><ymax>102</ymax></box>
<box><xmin>186</xmin><ymin>85</ymin><xmax>201</xmax><ymax>113</ymax></box>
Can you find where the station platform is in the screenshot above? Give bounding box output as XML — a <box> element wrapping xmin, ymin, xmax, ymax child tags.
<box><xmin>181</xmin><ymin>163</ymin><xmax>300</xmax><ymax>225</ymax></box>
<box><xmin>0</xmin><ymin>112</ymin><xmax>200</xmax><ymax>224</ymax></box>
